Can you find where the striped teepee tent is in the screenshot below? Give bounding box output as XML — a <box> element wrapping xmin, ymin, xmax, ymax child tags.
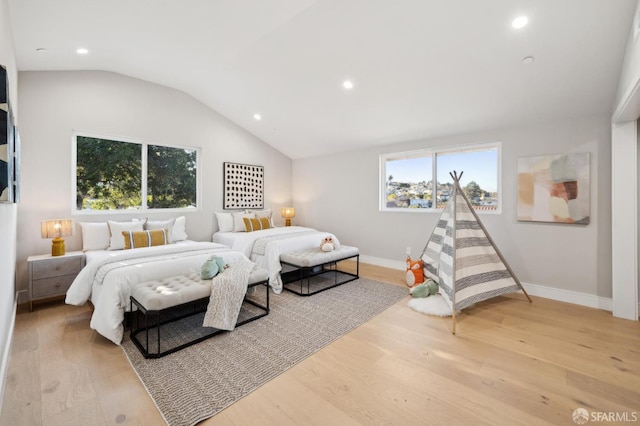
<box><xmin>420</xmin><ymin>171</ymin><xmax>531</xmax><ymax>333</ymax></box>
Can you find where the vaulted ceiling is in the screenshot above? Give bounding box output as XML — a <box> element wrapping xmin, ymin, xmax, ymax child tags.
<box><xmin>8</xmin><ymin>0</ymin><xmax>637</xmax><ymax>159</ymax></box>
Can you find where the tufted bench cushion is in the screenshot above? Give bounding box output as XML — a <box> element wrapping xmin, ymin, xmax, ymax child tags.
<box><xmin>280</xmin><ymin>245</ymin><xmax>359</xmax><ymax>268</ymax></box>
<box><xmin>131</xmin><ymin>269</ymin><xmax>269</xmax><ymax>311</ymax></box>
<box><xmin>131</xmin><ymin>272</ymin><xmax>210</xmax><ymax>311</ymax></box>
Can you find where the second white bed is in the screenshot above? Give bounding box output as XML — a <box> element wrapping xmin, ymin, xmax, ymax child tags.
<box><xmin>213</xmin><ymin>226</ymin><xmax>341</xmax><ymax>293</ymax></box>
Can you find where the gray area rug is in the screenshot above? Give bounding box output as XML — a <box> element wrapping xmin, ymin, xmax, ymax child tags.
<box><xmin>121</xmin><ymin>277</ymin><xmax>408</xmax><ymax>426</ymax></box>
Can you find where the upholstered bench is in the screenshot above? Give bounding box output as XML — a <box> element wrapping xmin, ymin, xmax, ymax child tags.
<box><xmin>130</xmin><ymin>268</ymin><xmax>269</xmax><ymax>358</ymax></box>
<box><xmin>280</xmin><ymin>245</ymin><xmax>359</xmax><ymax>296</ymax></box>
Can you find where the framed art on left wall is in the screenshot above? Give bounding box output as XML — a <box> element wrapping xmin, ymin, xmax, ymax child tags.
<box><xmin>0</xmin><ymin>64</ymin><xmax>17</xmax><ymax>204</ymax></box>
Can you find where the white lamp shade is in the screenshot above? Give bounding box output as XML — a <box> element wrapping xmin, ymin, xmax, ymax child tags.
<box><xmin>41</xmin><ymin>219</ymin><xmax>74</xmax><ymax>239</ymax></box>
<box><xmin>281</xmin><ymin>207</ymin><xmax>295</xmax><ymax>219</ymax></box>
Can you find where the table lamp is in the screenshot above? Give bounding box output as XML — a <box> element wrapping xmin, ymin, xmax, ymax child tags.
<box><xmin>41</xmin><ymin>219</ymin><xmax>74</xmax><ymax>256</ymax></box>
<box><xmin>281</xmin><ymin>207</ymin><xmax>295</xmax><ymax>226</ymax></box>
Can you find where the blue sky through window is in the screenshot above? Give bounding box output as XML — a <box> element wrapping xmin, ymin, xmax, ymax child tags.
<box><xmin>386</xmin><ymin>148</ymin><xmax>497</xmax><ymax>192</ymax></box>
<box><xmin>437</xmin><ymin>149</ymin><xmax>497</xmax><ymax>192</ymax></box>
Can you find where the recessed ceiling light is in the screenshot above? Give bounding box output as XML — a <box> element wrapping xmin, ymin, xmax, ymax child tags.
<box><xmin>253</xmin><ymin>114</ymin><xmax>262</xmax><ymax>121</ymax></box>
<box><xmin>76</xmin><ymin>48</ymin><xmax>89</xmax><ymax>55</ymax></box>
<box><xmin>522</xmin><ymin>56</ymin><xmax>535</xmax><ymax>65</ymax></box>
<box><xmin>35</xmin><ymin>48</ymin><xmax>47</xmax><ymax>53</ymax></box>
<box><xmin>512</xmin><ymin>16</ymin><xmax>528</xmax><ymax>29</ymax></box>
<box><xmin>342</xmin><ymin>80</ymin><xmax>354</xmax><ymax>90</ymax></box>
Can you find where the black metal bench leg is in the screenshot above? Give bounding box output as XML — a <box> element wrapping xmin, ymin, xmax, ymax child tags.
<box><xmin>145</xmin><ymin>311</ymin><xmax>150</xmax><ymax>355</ymax></box>
<box><xmin>156</xmin><ymin>311</ymin><xmax>161</xmax><ymax>355</ymax></box>
<box><xmin>129</xmin><ymin>278</ymin><xmax>270</xmax><ymax>359</ymax></box>
<box><xmin>281</xmin><ymin>253</ymin><xmax>359</xmax><ymax>296</ymax></box>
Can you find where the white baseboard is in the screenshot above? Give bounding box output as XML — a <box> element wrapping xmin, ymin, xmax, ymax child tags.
<box><xmin>360</xmin><ymin>255</ymin><xmax>406</xmax><ymax>271</ymax></box>
<box><xmin>358</xmin><ymin>255</ymin><xmax>622</xmax><ymax>313</ymax></box>
<box><xmin>521</xmin><ymin>282</ymin><xmax>613</xmax><ymax>312</ymax></box>
<box><xmin>0</xmin><ymin>293</ymin><xmax>18</xmax><ymax>416</ymax></box>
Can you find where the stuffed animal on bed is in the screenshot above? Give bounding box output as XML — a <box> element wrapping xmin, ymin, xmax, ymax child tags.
<box><xmin>201</xmin><ymin>255</ymin><xmax>228</xmax><ymax>280</ymax></box>
<box><xmin>320</xmin><ymin>236</ymin><xmax>337</xmax><ymax>252</ymax></box>
<box><xmin>410</xmin><ymin>279</ymin><xmax>439</xmax><ymax>298</ymax></box>
<box><xmin>405</xmin><ymin>257</ymin><xmax>424</xmax><ymax>287</ymax></box>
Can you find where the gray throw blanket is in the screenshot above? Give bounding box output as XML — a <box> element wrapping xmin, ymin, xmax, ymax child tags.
<box><xmin>202</xmin><ymin>260</ymin><xmax>255</xmax><ymax>330</ymax></box>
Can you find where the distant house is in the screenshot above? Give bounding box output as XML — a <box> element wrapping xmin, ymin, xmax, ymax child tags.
<box><xmin>410</xmin><ymin>198</ymin><xmax>431</xmax><ymax>208</ymax></box>
<box><xmin>396</xmin><ymin>196</ymin><xmax>410</xmax><ymax>207</ymax></box>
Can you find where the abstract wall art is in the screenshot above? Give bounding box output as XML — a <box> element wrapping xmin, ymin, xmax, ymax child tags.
<box><xmin>517</xmin><ymin>153</ymin><xmax>590</xmax><ymax>224</ymax></box>
<box><xmin>0</xmin><ymin>64</ymin><xmax>17</xmax><ymax>204</ymax></box>
<box><xmin>223</xmin><ymin>162</ymin><xmax>264</xmax><ymax>209</ymax></box>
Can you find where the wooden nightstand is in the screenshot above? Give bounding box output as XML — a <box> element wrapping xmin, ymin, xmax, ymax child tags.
<box><xmin>28</xmin><ymin>251</ymin><xmax>85</xmax><ymax>312</ymax></box>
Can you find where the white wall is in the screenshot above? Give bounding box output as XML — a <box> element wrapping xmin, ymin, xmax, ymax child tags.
<box><xmin>293</xmin><ymin>115</ymin><xmax>612</xmax><ymax>301</ymax></box>
<box><xmin>615</xmin><ymin>1</ymin><xmax>640</xmax><ymax>117</ymax></box>
<box><xmin>611</xmin><ymin>0</ymin><xmax>640</xmax><ymax>320</ymax></box>
<box><xmin>0</xmin><ymin>0</ymin><xmax>18</xmax><ymax>411</ymax></box>
<box><xmin>15</xmin><ymin>70</ymin><xmax>292</xmax><ymax>301</ymax></box>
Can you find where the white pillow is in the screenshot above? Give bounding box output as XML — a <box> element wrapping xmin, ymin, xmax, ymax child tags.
<box><xmin>107</xmin><ymin>220</ymin><xmax>144</xmax><ymax>250</ymax></box>
<box><xmin>80</xmin><ymin>222</ymin><xmax>111</xmax><ymax>251</ymax></box>
<box><xmin>253</xmin><ymin>209</ymin><xmax>273</xmax><ymax>227</ymax></box>
<box><xmin>215</xmin><ymin>212</ymin><xmax>234</xmax><ymax>232</ymax></box>
<box><xmin>172</xmin><ymin>216</ymin><xmax>188</xmax><ymax>241</ymax></box>
<box><xmin>144</xmin><ymin>218</ymin><xmax>175</xmax><ymax>243</ymax></box>
<box><xmin>232</xmin><ymin>212</ymin><xmax>255</xmax><ymax>232</ymax></box>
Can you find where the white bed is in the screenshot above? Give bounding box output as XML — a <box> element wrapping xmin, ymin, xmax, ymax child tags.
<box><xmin>212</xmin><ymin>226</ymin><xmax>341</xmax><ymax>293</ymax></box>
<box><xmin>67</xmin><ymin>216</ymin><xmax>265</xmax><ymax>344</ymax></box>
<box><xmin>66</xmin><ymin>238</ymin><xmax>250</xmax><ymax>345</ymax></box>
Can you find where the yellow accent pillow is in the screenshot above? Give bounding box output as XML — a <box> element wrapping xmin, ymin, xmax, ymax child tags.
<box><xmin>122</xmin><ymin>228</ymin><xmax>170</xmax><ymax>249</ymax></box>
<box><xmin>243</xmin><ymin>217</ymin><xmax>272</xmax><ymax>232</ymax></box>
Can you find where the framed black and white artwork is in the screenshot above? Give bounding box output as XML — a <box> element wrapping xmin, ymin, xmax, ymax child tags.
<box><xmin>0</xmin><ymin>64</ymin><xmax>16</xmax><ymax>203</ymax></box>
<box><xmin>223</xmin><ymin>162</ymin><xmax>264</xmax><ymax>209</ymax></box>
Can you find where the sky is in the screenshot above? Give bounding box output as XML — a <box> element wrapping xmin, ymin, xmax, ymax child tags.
<box><xmin>385</xmin><ymin>149</ymin><xmax>498</xmax><ymax>192</ymax></box>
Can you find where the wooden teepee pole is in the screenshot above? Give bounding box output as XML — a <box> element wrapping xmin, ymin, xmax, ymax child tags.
<box><xmin>450</xmin><ymin>171</ymin><xmax>459</xmax><ymax>335</ymax></box>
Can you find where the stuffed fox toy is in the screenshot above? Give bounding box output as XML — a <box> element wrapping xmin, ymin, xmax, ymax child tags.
<box><xmin>405</xmin><ymin>257</ymin><xmax>424</xmax><ymax>287</ymax></box>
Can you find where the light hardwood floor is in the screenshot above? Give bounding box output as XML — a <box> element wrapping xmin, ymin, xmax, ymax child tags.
<box><xmin>2</xmin><ymin>262</ymin><xmax>639</xmax><ymax>425</ymax></box>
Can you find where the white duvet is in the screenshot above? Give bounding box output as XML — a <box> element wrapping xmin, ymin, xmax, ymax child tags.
<box><xmin>66</xmin><ymin>241</ymin><xmax>248</xmax><ymax>345</ymax></box>
<box><xmin>212</xmin><ymin>226</ymin><xmax>340</xmax><ymax>293</ymax></box>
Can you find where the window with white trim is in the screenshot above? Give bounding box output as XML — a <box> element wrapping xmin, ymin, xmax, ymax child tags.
<box><xmin>380</xmin><ymin>142</ymin><xmax>500</xmax><ymax>213</ymax></box>
<box><xmin>73</xmin><ymin>132</ymin><xmax>200</xmax><ymax>213</ymax></box>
